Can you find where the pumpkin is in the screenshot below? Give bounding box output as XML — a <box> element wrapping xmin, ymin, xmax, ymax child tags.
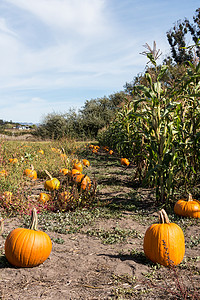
<box><xmin>109</xmin><ymin>150</ymin><xmax>113</xmax><ymax>155</ymax></box>
<box><xmin>5</xmin><ymin>208</ymin><xmax>52</xmax><ymax>267</ymax></box>
<box><xmin>38</xmin><ymin>149</ymin><xmax>44</xmax><ymax>155</ymax></box>
<box><xmin>82</xmin><ymin>159</ymin><xmax>90</xmax><ymax>167</ymax></box>
<box><xmin>121</xmin><ymin>158</ymin><xmax>130</xmax><ymax>166</ymax></box>
<box><xmin>44</xmin><ymin>170</ymin><xmax>60</xmax><ymax>191</ymax></box>
<box><xmin>59</xmin><ymin>168</ymin><xmax>70</xmax><ymax>175</ymax></box>
<box><xmin>38</xmin><ymin>193</ymin><xmax>51</xmax><ymax>203</ymax></box>
<box><xmin>143</xmin><ymin>209</ymin><xmax>185</xmax><ymax>267</ymax></box>
<box><xmin>174</xmin><ymin>193</ymin><xmax>200</xmax><ymax>219</ymax></box>
<box><xmin>70</xmin><ymin>168</ymin><xmax>82</xmax><ymax>177</ymax></box>
<box><xmin>24</xmin><ymin>165</ymin><xmax>37</xmax><ymax>180</ymax></box>
<box><xmin>73</xmin><ymin>174</ymin><xmax>91</xmax><ymax>190</ymax></box>
<box><xmin>9</xmin><ymin>158</ymin><xmax>18</xmax><ymax>164</ymax></box>
<box><xmin>0</xmin><ymin>170</ymin><xmax>7</xmax><ymax>177</ymax></box>
<box><xmin>73</xmin><ymin>162</ymin><xmax>83</xmax><ymax>173</ymax></box>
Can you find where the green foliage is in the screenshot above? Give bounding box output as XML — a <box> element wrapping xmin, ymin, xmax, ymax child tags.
<box><xmin>166</xmin><ymin>8</ymin><xmax>200</xmax><ymax>64</ymax></box>
<box><xmin>35</xmin><ymin>112</ymin><xmax>69</xmax><ymax>139</ymax></box>
<box><xmin>36</xmin><ymin>92</ymin><xmax>127</xmax><ymax>140</ymax></box>
<box><xmin>99</xmin><ymin>46</ymin><xmax>200</xmax><ymax>204</ymax></box>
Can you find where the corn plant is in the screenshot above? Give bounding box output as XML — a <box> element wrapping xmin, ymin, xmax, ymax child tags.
<box><xmin>132</xmin><ymin>59</ymin><xmax>178</xmax><ymax>203</ymax></box>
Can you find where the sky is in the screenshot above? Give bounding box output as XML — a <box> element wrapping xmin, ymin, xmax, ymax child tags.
<box><xmin>0</xmin><ymin>0</ymin><xmax>199</xmax><ymax>124</ymax></box>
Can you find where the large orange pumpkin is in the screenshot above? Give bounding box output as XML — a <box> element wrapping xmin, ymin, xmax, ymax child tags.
<box><xmin>5</xmin><ymin>208</ymin><xmax>52</xmax><ymax>267</ymax></box>
<box><xmin>143</xmin><ymin>209</ymin><xmax>185</xmax><ymax>267</ymax></box>
<box><xmin>174</xmin><ymin>193</ymin><xmax>200</xmax><ymax>219</ymax></box>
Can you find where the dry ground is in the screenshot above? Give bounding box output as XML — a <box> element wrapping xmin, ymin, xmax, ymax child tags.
<box><xmin>0</xmin><ymin>149</ymin><xmax>199</xmax><ymax>299</ymax></box>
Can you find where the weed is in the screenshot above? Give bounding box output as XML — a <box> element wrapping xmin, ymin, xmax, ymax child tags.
<box><xmin>85</xmin><ymin>227</ymin><xmax>142</xmax><ymax>244</ymax></box>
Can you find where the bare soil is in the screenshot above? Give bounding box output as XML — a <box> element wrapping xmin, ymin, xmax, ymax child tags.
<box><xmin>0</xmin><ymin>151</ymin><xmax>199</xmax><ymax>299</ymax></box>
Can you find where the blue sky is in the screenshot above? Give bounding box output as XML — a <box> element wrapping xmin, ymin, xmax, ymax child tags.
<box><xmin>0</xmin><ymin>0</ymin><xmax>199</xmax><ymax>124</ymax></box>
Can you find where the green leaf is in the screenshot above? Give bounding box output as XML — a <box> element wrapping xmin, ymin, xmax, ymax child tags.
<box><xmin>147</xmin><ymin>53</ymin><xmax>157</xmax><ymax>66</ymax></box>
<box><xmin>157</xmin><ymin>65</ymin><xmax>168</xmax><ymax>81</ymax></box>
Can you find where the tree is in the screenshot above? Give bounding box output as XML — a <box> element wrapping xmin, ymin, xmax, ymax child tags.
<box><xmin>166</xmin><ymin>8</ymin><xmax>200</xmax><ymax>64</ymax></box>
<box><xmin>36</xmin><ymin>112</ymin><xmax>68</xmax><ymax>139</ymax></box>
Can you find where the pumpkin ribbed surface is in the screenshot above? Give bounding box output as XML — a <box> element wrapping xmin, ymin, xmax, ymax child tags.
<box><xmin>143</xmin><ymin>209</ymin><xmax>185</xmax><ymax>267</ymax></box>
<box><xmin>5</xmin><ymin>228</ymin><xmax>52</xmax><ymax>268</ymax></box>
<box><xmin>174</xmin><ymin>194</ymin><xmax>200</xmax><ymax>218</ymax></box>
<box><xmin>5</xmin><ymin>208</ymin><xmax>52</xmax><ymax>268</ymax></box>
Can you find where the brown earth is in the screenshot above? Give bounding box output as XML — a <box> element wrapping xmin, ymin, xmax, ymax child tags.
<box><xmin>0</xmin><ymin>151</ymin><xmax>199</xmax><ymax>299</ymax></box>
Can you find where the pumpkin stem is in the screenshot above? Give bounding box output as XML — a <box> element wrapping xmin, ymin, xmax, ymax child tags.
<box><xmin>44</xmin><ymin>169</ymin><xmax>53</xmax><ymax>180</ymax></box>
<box><xmin>188</xmin><ymin>193</ymin><xmax>193</xmax><ymax>202</ymax></box>
<box><xmin>30</xmin><ymin>208</ymin><xmax>38</xmax><ymax>231</ymax></box>
<box><xmin>31</xmin><ymin>164</ymin><xmax>34</xmax><ymax>170</ymax></box>
<box><xmin>158</xmin><ymin>209</ymin><xmax>170</xmax><ymax>224</ymax></box>
<box><xmin>0</xmin><ymin>218</ymin><xmax>4</xmax><ymax>234</ymax></box>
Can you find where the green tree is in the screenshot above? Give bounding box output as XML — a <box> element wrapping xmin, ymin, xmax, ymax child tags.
<box><xmin>166</xmin><ymin>8</ymin><xmax>200</xmax><ymax>64</ymax></box>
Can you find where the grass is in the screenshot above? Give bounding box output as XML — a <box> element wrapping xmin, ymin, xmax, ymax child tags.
<box><xmin>85</xmin><ymin>226</ymin><xmax>143</xmax><ymax>244</ymax></box>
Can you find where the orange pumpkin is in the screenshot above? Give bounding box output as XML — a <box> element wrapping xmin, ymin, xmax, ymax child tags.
<box><xmin>174</xmin><ymin>193</ymin><xmax>200</xmax><ymax>219</ymax></box>
<box><xmin>38</xmin><ymin>193</ymin><xmax>51</xmax><ymax>203</ymax></box>
<box><xmin>143</xmin><ymin>209</ymin><xmax>185</xmax><ymax>267</ymax></box>
<box><xmin>73</xmin><ymin>162</ymin><xmax>83</xmax><ymax>173</ymax></box>
<box><xmin>82</xmin><ymin>159</ymin><xmax>90</xmax><ymax>167</ymax></box>
<box><xmin>24</xmin><ymin>165</ymin><xmax>37</xmax><ymax>180</ymax></box>
<box><xmin>73</xmin><ymin>174</ymin><xmax>91</xmax><ymax>190</ymax></box>
<box><xmin>5</xmin><ymin>208</ymin><xmax>52</xmax><ymax>267</ymax></box>
<box><xmin>120</xmin><ymin>158</ymin><xmax>130</xmax><ymax>166</ymax></box>
<box><xmin>0</xmin><ymin>170</ymin><xmax>7</xmax><ymax>177</ymax></box>
<box><xmin>9</xmin><ymin>158</ymin><xmax>18</xmax><ymax>164</ymax></box>
<box><xmin>59</xmin><ymin>168</ymin><xmax>70</xmax><ymax>175</ymax></box>
<box><xmin>70</xmin><ymin>168</ymin><xmax>82</xmax><ymax>178</ymax></box>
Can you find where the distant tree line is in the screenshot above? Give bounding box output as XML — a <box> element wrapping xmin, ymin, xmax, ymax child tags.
<box><xmin>35</xmin><ymin>92</ymin><xmax>130</xmax><ymax>140</ymax></box>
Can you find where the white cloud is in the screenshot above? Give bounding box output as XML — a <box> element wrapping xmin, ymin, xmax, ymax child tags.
<box><xmin>0</xmin><ymin>18</ymin><xmax>17</xmax><ymax>36</ymax></box>
<box><xmin>6</xmin><ymin>0</ymin><xmax>108</xmax><ymax>36</ymax></box>
<box><xmin>0</xmin><ymin>0</ymin><xmax>198</xmax><ymax>123</ymax></box>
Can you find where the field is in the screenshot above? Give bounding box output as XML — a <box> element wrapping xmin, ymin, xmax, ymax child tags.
<box><xmin>0</xmin><ymin>138</ymin><xmax>199</xmax><ymax>300</ymax></box>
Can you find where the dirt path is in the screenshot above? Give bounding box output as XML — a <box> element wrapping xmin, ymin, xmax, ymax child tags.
<box><xmin>0</xmin><ymin>152</ymin><xmax>199</xmax><ymax>299</ymax></box>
